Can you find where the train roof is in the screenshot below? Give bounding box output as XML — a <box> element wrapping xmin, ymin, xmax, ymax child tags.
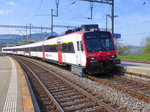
<box><xmin>2</xmin><ymin>24</ymin><xmax>110</xmax><ymax>49</ymax></box>
<box><xmin>62</xmin><ymin>24</ymin><xmax>100</xmax><ymax>35</ymax></box>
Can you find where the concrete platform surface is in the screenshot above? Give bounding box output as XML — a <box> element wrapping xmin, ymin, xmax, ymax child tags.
<box><xmin>116</xmin><ymin>61</ymin><xmax>150</xmax><ymax>81</ymax></box>
<box><xmin>119</xmin><ymin>61</ymin><xmax>150</xmax><ymax>70</ymax></box>
<box><xmin>0</xmin><ymin>56</ymin><xmax>35</xmax><ymax>112</ymax></box>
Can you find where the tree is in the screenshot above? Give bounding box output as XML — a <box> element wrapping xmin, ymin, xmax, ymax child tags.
<box><xmin>117</xmin><ymin>43</ymin><xmax>132</xmax><ymax>56</ymax></box>
<box><xmin>144</xmin><ymin>37</ymin><xmax>150</xmax><ymax>55</ymax></box>
<box><xmin>20</xmin><ymin>40</ymin><xmax>30</xmax><ymax>45</ymax></box>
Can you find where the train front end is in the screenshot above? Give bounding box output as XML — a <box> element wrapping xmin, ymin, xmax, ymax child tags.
<box><xmin>83</xmin><ymin>31</ymin><xmax>120</xmax><ymax>74</ymax></box>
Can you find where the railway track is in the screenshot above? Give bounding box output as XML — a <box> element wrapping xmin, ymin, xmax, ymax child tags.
<box><xmin>85</xmin><ymin>74</ymin><xmax>150</xmax><ymax>103</ymax></box>
<box><xmin>14</xmin><ymin>56</ymin><xmax>118</xmax><ymax>112</ymax></box>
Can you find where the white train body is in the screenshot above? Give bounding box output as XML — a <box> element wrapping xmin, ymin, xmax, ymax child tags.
<box><xmin>2</xmin><ymin>32</ymin><xmax>86</xmax><ymax>66</ymax></box>
<box><xmin>2</xmin><ymin>25</ymin><xmax>120</xmax><ymax>75</ymax></box>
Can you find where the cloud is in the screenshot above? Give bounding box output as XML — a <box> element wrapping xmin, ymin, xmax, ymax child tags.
<box><xmin>0</xmin><ymin>9</ymin><xmax>12</xmax><ymax>15</ymax></box>
<box><xmin>6</xmin><ymin>1</ymin><xmax>16</xmax><ymax>6</ymax></box>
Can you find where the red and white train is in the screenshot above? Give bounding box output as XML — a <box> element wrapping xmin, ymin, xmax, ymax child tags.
<box><xmin>2</xmin><ymin>25</ymin><xmax>120</xmax><ymax>76</ymax></box>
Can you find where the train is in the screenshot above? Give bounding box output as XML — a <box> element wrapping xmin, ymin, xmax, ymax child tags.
<box><xmin>2</xmin><ymin>24</ymin><xmax>120</xmax><ymax>76</ymax></box>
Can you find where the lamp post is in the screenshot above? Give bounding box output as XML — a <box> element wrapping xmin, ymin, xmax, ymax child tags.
<box><xmin>106</xmin><ymin>14</ymin><xmax>118</xmax><ymax>32</ymax></box>
<box><xmin>80</xmin><ymin>0</ymin><xmax>117</xmax><ymax>35</ymax></box>
<box><xmin>88</xmin><ymin>2</ymin><xmax>94</xmax><ymax>20</ymax></box>
<box><xmin>51</xmin><ymin>9</ymin><xmax>54</xmax><ymax>36</ymax></box>
<box><xmin>55</xmin><ymin>0</ymin><xmax>60</xmax><ymax>17</ymax></box>
<box><xmin>29</xmin><ymin>24</ymin><xmax>31</xmax><ymax>43</ymax></box>
<box><xmin>50</xmin><ymin>0</ymin><xmax>59</xmax><ymax>36</ymax></box>
<box><xmin>111</xmin><ymin>15</ymin><xmax>118</xmax><ymax>36</ymax></box>
<box><xmin>106</xmin><ymin>14</ymin><xmax>111</xmax><ymax>31</ymax></box>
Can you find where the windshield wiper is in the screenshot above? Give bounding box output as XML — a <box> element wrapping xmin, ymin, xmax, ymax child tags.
<box><xmin>87</xmin><ymin>46</ymin><xmax>96</xmax><ymax>52</ymax></box>
<box><xmin>101</xmin><ymin>46</ymin><xmax>109</xmax><ymax>51</ymax></box>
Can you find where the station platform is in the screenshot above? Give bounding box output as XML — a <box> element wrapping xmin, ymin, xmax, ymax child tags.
<box><xmin>0</xmin><ymin>56</ymin><xmax>35</xmax><ymax>112</ymax></box>
<box><xmin>115</xmin><ymin>61</ymin><xmax>150</xmax><ymax>81</ymax></box>
<box><xmin>119</xmin><ymin>61</ymin><xmax>150</xmax><ymax>69</ymax></box>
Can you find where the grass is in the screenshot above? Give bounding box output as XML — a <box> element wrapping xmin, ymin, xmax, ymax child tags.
<box><xmin>118</xmin><ymin>55</ymin><xmax>150</xmax><ymax>61</ymax></box>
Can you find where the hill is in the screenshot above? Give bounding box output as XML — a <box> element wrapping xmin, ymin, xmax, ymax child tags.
<box><xmin>0</xmin><ymin>32</ymin><xmax>58</xmax><ymax>45</ymax></box>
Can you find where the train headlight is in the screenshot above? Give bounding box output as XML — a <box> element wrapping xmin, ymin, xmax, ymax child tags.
<box><xmin>87</xmin><ymin>57</ymin><xmax>96</xmax><ymax>61</ymax></box>
<box><xmin>110</xmin><ymin>55</ymin><xmax>116</xmax><ymax>59</ymax></box>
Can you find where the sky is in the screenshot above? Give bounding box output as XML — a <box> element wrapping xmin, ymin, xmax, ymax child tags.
<box><xmin>0</xmin><ymin>0</ymin><xmax>150</xmax><ymax>46</ymax></box>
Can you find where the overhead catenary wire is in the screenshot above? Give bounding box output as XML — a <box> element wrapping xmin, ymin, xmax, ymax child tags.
<box><xmin>55</xmin><ymin>0</ymin><xmax>60</xmax><ymax>17</ymax></box>
<box><xmin>116</xmin><ymin>20</ymin><xmax>150</xmax><ymax>29</ymax></box>
<box><xmin>124</xmin><ymin>32</ymin><xmax>150</xmax><ymax>36</ymax></box>
<box><xmin>87</xmin><ymin>2</ymin><xmax>94</xmax><ymax>20</ymax></box>
<box><xmin>29</xmin><ymin>0</ymin><xmax>44</xmax><ymax>23</ymax></box>
<box><xmin>19</xmin><ymin>0</ymin><xmax>36</xmax><ymax>24</ymax></box>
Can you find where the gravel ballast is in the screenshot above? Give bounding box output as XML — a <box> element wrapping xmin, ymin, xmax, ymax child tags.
<box><xmin>33</xmin><ymin>59</ymin><xmax>150</xmax><ymax>112</ymax></box>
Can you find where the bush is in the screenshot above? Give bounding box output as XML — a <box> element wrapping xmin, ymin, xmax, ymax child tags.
<box><xmin>144</xmin><ymin>37</ymin><xmax>150</xmax><ymax>56</ymax></box>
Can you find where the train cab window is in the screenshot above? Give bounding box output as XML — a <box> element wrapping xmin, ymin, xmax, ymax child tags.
<box><xmin>84</xmin><ymin>32</ymin><xmax>115</xmax><ymax>52</ymax></box>
<box><xmin>106</xmin><ymin>39</ymin><xmax>110</xmax><ymax>47</ymax></box>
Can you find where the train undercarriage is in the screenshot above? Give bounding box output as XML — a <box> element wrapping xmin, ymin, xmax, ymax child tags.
<box><xmin>85</xmin><ymin>59</ymin><xmax>121</xmax><ymax>75</ymax></box>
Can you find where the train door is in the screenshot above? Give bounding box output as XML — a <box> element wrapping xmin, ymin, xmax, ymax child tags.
<box><xmin>42</xmin><ymin>45</ymin><xmax>45</xmax><ymax>59</ymax></box>
<box><xmin>76</xmin><ymin>41</ymin><xmax>84</xmax><ymax>65</ymax></box>
<box><xmin>23</xmin><ymin>48</ymin><xmax>25</xmax><ymax>56</ymax></box>
<box><xmin>29</xmin><ymin>48</ymin><xmax>31</xmax><ymax>57</ymax></box>
<box><xmin>57</xmin><ymin>42</ymin><xmax>62</xmax><ymax>63</ymax></box>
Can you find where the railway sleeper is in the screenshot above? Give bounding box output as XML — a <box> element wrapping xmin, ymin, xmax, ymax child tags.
<box><xmin>64</xmin><ymin>102</ymin><xmax>97</xmax><ymax>112</ymax></box>
<box><xmin>61</xmin><ymin>99</ymin><xmax>88</xmax><ymax>107</ymax></box>
<box><xmin>59</xmin><ymin>97</ymin><xmax>84</xmax><ymax>103</ymax></box>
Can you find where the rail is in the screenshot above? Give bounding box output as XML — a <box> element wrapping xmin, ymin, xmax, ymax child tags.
<box><xmin>85</xmin><ymin>74</ymin><xmax>150</xmax><ymax>103</ymax></box>
<box><xmin>14</xmin><ymin>56</ymin><xmax>118</xmax><ymax>112</ymax></box>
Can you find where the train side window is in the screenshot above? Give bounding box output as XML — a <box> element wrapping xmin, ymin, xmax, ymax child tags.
<box><xmin>25</xmin><ymin>48</ymin><xmax>28</xmax><ymax>53</ymax></box>
<box><xmin>70</xmin><ymin>43</ymin><xmax>75</xmax><ymax>52</ymax></box>
<box><xmin>44</xmin><ymin>45</ymin><xmax>50</xmax><ymax>52</ymax></box>
<box><xmin>77</xmin><ymin>41</ymin><xmax>80</xmax><ymax>51</ymax></box>
<box><xmin>37</xmin><ymin>47</ymin><xmax>39</xmax><ymax>51</ymax></box>
<box><xmin>61</xmin><ymin>42</ymin><xmax>75</xmax><ymax>53</ymax></box>
<box><xmin>40</xmin><ymin>46</ymin><xmax>42</xmax><ymax>51</ymax></box>
<box><xmin>80</xmin><ymin>41</ymin><xmax>84</xmax><ymax>51</ymax></box>
<box><xmin>69</xmin><ymin>43</ymin><xmax>75</xmax><ymax>53</ymax></box>
<box><xmin>54</xmin><ymin>45</ymin><xmax>57</xmax><ymax>52</ymax></box>
<box><xmin>32</xmin><ymin>47</ymin><xmax>36</xmax><ymax>51</ymax></box>
<box><xmin>36</xmin><ymin>47</ymin><xmax>39</xmax><ymax>51</ymax></box>
<box><xmin>50</xmin><ymin>45</ymin><xmax>53</xmax><ymax>52</ymax></box>
<box><xmin>50</xmin><ymin>45</ymin><xmax>52</xmax><ymax>51</ymax></box>
<box><xmin>49</xmin><ymin>45</ymin><xmax>57</xmax><ymax>52</ymax></box>
<box><xmin>30</xmin><ymin>48</ymin><xmax>32</xmax><ymax>51</ymax></box>
<box><xmin>36</xmin><ymin>46</ymin><xmax>42</xmax><ymax>51</ymax></box>
<box><xmin>62</xmin><ymin>43</ymin><xmax>67</xmax><ymax>52</ymax></box>
<box><xmin>77</xmin><ymin>41</ymin><xmax>84</xmax><ymax>51</ymax></box>
<box><xmin>35</xmin><ymin>47</ymin><xmax>37</xmax><ymax>51</ymax></box>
